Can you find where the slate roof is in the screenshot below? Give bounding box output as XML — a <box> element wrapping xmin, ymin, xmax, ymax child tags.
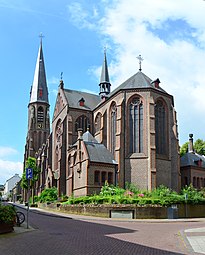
<box><xmin>30</xmin><ymin>42</ymin><xmax>49</xmax><ymax>104</ymax></box>
<box><xmin>109</xmin><ymin>71</ymin><xmax>167</xmax><ymax>96</ymax></box>
<box><xmin>64</xmin><ymin>89</ymin><xmax>101</xmax><ymax>111</ymax></box>
<box><xmin>180</xmin><ymin>152</ymin><xmax>205</xmax><ymax>168</ymax></box>
<box><xmin>82</xmin><ymin>131</ymin><xmax>117</xmax><ymax>165</ymax></box>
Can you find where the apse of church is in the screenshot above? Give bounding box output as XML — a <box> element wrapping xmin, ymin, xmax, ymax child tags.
<box><xmin>24</xmin><ymin>41</ymin><xmax>181</xmax><ymax>199</ymax></box>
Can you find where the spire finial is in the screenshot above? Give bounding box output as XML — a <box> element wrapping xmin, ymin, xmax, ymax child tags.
<box><xmin>104</xmin><ymin>46</ymin><xmax>107</xmax><ymax>54</ymax></box>
<box><xmin>60</xmin><ymin>72</ymin><xmax>63</xmax><ymax>80</ymax></box>
<box><xmin>136</xmin><ymin>54</ymin><xmax>144</xmax><ymax>71</ymax></box>
<box><xmin>39</xmin><ymin>32</ymin><xmax>44</xmax><ymax>44</ymax></box>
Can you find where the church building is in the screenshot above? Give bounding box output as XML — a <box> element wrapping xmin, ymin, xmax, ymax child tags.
<box><xmin>24</xmin><ymin>41</ymin><xmax>181</xmax><ymax>198</ymax></box>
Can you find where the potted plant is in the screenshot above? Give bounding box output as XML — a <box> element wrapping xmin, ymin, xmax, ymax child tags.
<box><xmin>0</xmin><ymin>204</ymin><xmax>16</xmax><ymax>234</ymax></box>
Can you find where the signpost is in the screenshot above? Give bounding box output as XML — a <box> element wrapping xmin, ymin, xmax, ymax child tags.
<box><xmin>26</xmin><ymin>168</ymin><xmax>33</xmax><ymax>180</ymax></box>
<box><xmin>26</xmin><ymin>168</ymin><xmax>33</xmax><ymax>229</ymax></box>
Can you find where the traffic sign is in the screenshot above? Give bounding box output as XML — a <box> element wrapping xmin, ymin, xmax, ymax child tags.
<box><xmin>26</xmin><ymin>168</ymin><xmax>33</xmax><ymax>179</ymax></box>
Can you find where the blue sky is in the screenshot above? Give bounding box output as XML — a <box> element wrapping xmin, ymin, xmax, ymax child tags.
<box><xmin>1</xmin><ymin>0</ymin><xmax>205</xmax><ymax>184</ymax></box>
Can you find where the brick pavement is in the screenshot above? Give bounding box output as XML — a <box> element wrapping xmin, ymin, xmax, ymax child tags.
<box><xmin>1</xmin><ymin>205</ymin><xmax>205</xmax><ymax>255</ymax></box>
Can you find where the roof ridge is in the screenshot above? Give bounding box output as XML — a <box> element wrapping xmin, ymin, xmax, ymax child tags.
<box><xmin>64</xmin><ymin>88</ymin><xmax>99</xmax><ymax>96</ymax></box>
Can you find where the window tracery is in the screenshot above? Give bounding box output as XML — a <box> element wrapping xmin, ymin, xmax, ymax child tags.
<box><xmin>110</xmin><ymin>103</ymin><xmax>117</xmax><ymax>154</ymax></box>
<box><xmin>75</xmin><ymin>115</ymin><xmax>90</xmax><ymax>133</ymax></box>
<box><xmin>155</xmin><ymin>99</ymin><xmax>167</xmax><ymax>155</ymax></box>
<box><xmin>129</xmin><ymin>97</ymin><xmax>143</xmax><ymax>153</ymax></box>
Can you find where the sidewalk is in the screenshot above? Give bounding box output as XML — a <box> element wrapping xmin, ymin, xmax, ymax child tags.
<box><xmin>184</xmin><ymin>227</ymin><xmax>205</xmax><ymax>254</ymax></box>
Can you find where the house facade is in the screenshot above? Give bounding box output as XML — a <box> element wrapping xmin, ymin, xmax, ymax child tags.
<box><xmin>181</xmin><ymin>134</ymin><xmax>205</xmax><ymax>189</ymax></box>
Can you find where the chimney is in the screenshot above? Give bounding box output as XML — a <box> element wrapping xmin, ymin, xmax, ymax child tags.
<box><xmin>188</xmin><ymin>134</ymin><xmax>194</xmax><ymax>153</ymax></box>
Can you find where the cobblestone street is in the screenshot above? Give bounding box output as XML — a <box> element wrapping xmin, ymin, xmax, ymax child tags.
<box><xmin>1</xmin><ymin>207</ymin><xmax>204</xmax><ymax>255</ymax></box>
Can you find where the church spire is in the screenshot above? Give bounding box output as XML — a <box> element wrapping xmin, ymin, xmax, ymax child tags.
<box><xmin>30</xmin><ymin>38</ymin><xmax>49</xmax><ymax>104</ymax></box>
<box><xmin>99</xmin><ymin>48</ymin><xmax>111</xmax><ymax>99</ymax></box>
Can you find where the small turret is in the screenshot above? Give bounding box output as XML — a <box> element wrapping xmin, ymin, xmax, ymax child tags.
<box><xmin>99</xmin><ymin>49</ymin><xmax>111</xmax><ymax>100</ymax></box>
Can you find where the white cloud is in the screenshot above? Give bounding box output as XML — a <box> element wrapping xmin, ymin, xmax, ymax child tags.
<box><xmin>0</xmin><ymin>159</ymin><xmax>23</xmax><ymax>184</ymax></box>
<box><xmin>87</xmin><ymin>0</ymin><xmax>205</xmax><ymax>144</ymax></box>
<box><xmin>0</xmin><ymin>146</ymin><xmax>23</xmax><ymax>184</ymax></box>
<box><xmin>67</xmin><ymin>2</ymin><xmax>98</xmax><ymax>30</ymax></box>
<box><xmin>0</xmin><ymin>147</ymin><xmax>18</xmax><ymax>158</ymax></box>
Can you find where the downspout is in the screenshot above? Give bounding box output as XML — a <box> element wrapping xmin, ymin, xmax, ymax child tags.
<box><xmin>123</xmin><ymin>90</ymin><xmax>126</xmax><ymax>189</ymax></box>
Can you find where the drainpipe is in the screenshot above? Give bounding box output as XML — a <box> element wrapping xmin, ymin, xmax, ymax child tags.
<box><xmin>123</xmin><ymin>91</ymin><xmax>126</xmax><ymax>189</ymax></box>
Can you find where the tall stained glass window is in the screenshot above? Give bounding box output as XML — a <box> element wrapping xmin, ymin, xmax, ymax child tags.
<box><xmin>110</xmin><ymin>103</ymin><xmax>117</xmax><ymax>154</ymax></box>
<box><xmin>129</xmin><ymin>97</ymin><xmax>143</xmax><ymax>153</ymax></box>
<box><xmin>155</xmin><ymin>100</ymin><xmax>167</xmax><ymax>155</ymax></box>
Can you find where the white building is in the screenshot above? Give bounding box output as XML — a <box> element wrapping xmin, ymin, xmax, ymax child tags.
<box><xmin>3</xmin><ymin>174</ymin><xmax>21</xmax><ymax>199</ymax></box>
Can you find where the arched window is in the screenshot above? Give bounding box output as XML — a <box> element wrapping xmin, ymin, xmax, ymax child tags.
<box><xmin>129</xmin><ymin>97</ymin><xmax>143</xmax><ymax>153</ymax></box>
<box><xmin>37</xmin><ymin>106</ymin><xmax>44</xmax><ymax>122</ymax></box>
<box><xmin>75</xmin><ymin>115</ymin><xmax>90</xmax><ymax>133</ymax></box>
<box><xmin>95</xmin><ymin>113</ymin><xmax>102</xmax><ymax>133</ymax></box>
<box><xmin>67</xmin><ymin>156</ymin><xmax>71</xmax><ymax>177</ymax></box>
<box><xmin>56</xmin><ymin>120</ymin><xmax>62</xmax><ymax>146</ymax></box>
<box><xmin>155</xmin><ymin>99</ymin><xmax>167</xmax><ymax>155</ymax></box>
<box><xmin>110</xmin><ymin>103</ymin><xmax>117</xmax><ymax>154</ymax></box>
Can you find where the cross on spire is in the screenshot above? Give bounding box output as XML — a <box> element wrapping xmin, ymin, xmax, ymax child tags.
<box><xmin>136</xmin><ymin>54</ymin><xmax>144</xmax><ymax>71</ymax></box>
<box><xmin>39</xmin><ymin>32</ymin><xmax>44</xmax><ymax>44</ymax></box>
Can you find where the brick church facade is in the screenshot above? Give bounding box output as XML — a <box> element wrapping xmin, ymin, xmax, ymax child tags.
<box><xmin>24</xmin><ymin>41</ymin><xmax>181</xmax><ymax>197</ymax></box>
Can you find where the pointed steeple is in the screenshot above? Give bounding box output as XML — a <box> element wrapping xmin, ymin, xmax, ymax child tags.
<box><xmin>99</xmin><ymin>49</ymin><xmax>111</xmax><ymax>99</ymax></box>
<box><xmin>30</xmin><ymin>40</ymin><xmax>49</xmax><ymax>104</ymax></box>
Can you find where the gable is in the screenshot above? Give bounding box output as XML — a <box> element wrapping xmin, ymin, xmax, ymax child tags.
<box><xmin>53</xmin><ymin>89</ymin><xmax>68</xmax><ymax>120</ymax></box>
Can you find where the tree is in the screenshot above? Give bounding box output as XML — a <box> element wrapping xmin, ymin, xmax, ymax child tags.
<box><xmin>21</xmin><ymin>157</ymin><xmax>40</xmax><ymax>203</ymax></box>
<box><xmin>194</xmin><ymin>139</ymin><xmax>205</xmax><ymax>155</ymax></box>
<box><xmin>180</xmin><ymin>142</ymin><xmax>189</xmax><ymax>157</ymax></box>
<box><xmin>180</xmin><ymin>139</ymin><xmax>205</xmax><ymax>157</ymax></box>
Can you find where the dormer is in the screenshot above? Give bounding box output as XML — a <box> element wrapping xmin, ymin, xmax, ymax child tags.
<box><xmin>79</xmin><ymin>97</ymin><xmax>85</xmax><ymax>107</ymax></box>
<box><xmin>151</xmin><ymin>78</ymin><xmax>161</xmax><ymax>89</ymax></box>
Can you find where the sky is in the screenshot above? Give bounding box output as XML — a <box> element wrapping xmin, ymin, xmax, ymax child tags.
<box><xmin>1</xmin><ymin>0</ymin><xmax>205</xmax><ymax>184</ymax></box>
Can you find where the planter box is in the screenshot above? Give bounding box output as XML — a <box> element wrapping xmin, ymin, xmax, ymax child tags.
<box><xmin>0</xmin><ymin>222</ymin><xmax>14</xmax><ymax>234</ymax></box>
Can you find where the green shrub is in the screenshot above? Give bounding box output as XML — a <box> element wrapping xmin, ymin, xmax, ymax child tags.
<box><xmin>151</xmin><ymin>185</ymin><xmax>175</xmax><ymax>198</ymax></box>
<box><xmin>100</xmin><ymin>181</ymin><xmax>125</xmax><ymax>196</ymax></box>
<box><xmin>0</xmin><ymin>204</ymin><xmax>16</xmax><ymax>224</ymax></box>
<box><xmin>34</xmin><ymin>195</ymin><xmax>39</xmax><ymax>203</ymax></box>
<box><xmin>39</xmin><ymin>187</ymin><xmax>58</xmax><ymax>203</ymax></box>
<box><xmin>61</xmin><ymin>183</ymin><xmax>205</xmax><ymax>206</ymax></box>
<box><xmin>125</xmin><ymin>182</ymin><xmax>140</xmax><ymax>194</ymax></box>
<box><xmin>181</xmin><ymin>185</ymin><xmax>202</xmax><ymax>200</ymax></box>
<box><xmin>90</xmin><ymin>196</ymin><xmax>104</xmax><ymax>204</ymax></box>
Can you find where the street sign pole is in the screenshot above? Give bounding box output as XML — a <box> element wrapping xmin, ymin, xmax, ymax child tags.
<box><xmin>26</xmin><ymin>168</ymin><xmax>33</xmax><ymax>229</ymax></box>
<box><xmin>27</xmin><ymin>179</ymin><xmax>30</xmax><ymax>229</ymax></box>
